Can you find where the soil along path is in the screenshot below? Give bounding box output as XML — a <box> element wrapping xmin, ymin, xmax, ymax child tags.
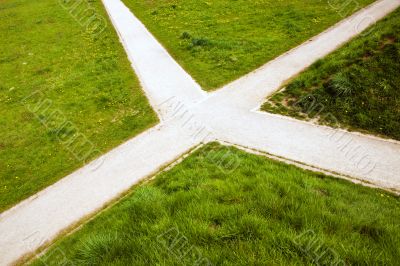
<box><xmin>1</xmin><ymin>0</ymin><xmax>400</xmax><ymax>264</ymax></box>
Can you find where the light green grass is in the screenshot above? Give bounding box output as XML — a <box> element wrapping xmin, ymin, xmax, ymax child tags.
<box><xmin>123</xmin><ymin>0</ymin><xmax>375</xmax><ymax>90</ymax></box>
<box><xmin>0</xmin><ymin>0</ymin><xmax>158</xmax><ymax>212</ymax></box>
<box><xmin>33</xmin><ymin>143</ymin><xmax>400</xmax><ymax>265</ymax></box>
<box><xmin>262</xmin><ymin>8</ymin><xmax>400</xmax><ymax>140</ymax></box>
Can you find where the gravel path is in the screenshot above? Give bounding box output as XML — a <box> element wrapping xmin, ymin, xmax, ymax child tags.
<box><xmin>1</xmin><ymin>0</ymin><xmax>399</xmax><ymax>264</ymax></box>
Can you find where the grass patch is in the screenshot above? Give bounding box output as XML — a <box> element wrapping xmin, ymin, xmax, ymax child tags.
<box><xmin>33</xmin><ymin>143</ymin><xmax>400</xmax><ymax>265</ymax></box>
<box><xmin>0</xmin><ymin>0</ymin><xmax>158</xmax><ymax>212</ymax></box>
<box><xmin>262</xmin><ymin>8</ymin><xmax>400</xmax><ymax>140</ymax></box>
<box><xmin>122</xmin><ymin>0</ymin><xmax>375</xmax><ymax>90</ymax></box>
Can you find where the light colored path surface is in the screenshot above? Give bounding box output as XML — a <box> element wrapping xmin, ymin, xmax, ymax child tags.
<box><xmin>195</xmin><ymin>0</ymin><xmax>400</xmax><ymax>190</ymax></box>
<box><xmin>1</xmin><ymin>0</ymin><xmax>400</xmax><ymax>264</ymax></box>
<box><xmin>196</xmin><ymin>105</ymin><xmax>400</xmax><ymax>190</ymax></box>
<box><xmin>209</xmin><ymin>0</ymin><xmax>400</xmax><ymax>110</ymax></box>
<box><xmin>102</xmin><ymin>0</ymin><xmax>206</xmax><ymax>119</ymax></box>
<box><xmin>0</xmin><ymin>120</ymin><xmax>202</xmax><ymax>264</ymax></box>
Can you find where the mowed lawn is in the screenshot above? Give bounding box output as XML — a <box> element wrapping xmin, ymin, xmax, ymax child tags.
<box><xmin>123</xmin><ymin>0</ymin><xmax>375</xmax><ymax>90</ymax></box>
<box><xmin>262</xmin><ymin>8</ymin><xmax>400</xmax><ymax>140</ymax></box>
<box><xmin>33</xmin><ymin>144</ymin><xmax>400</xmax><ymax>265</ymax></box>
<box><xmin>0</xmin><ymin>0</ymin><xmax>157</xmax><ymax>212</ymax></box>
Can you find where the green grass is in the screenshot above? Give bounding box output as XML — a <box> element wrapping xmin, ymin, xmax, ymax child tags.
<box><xmin>0</xmin><ymin>0</ymin><xmax>158</xmax><ymax>212</ymax></box>
<box><xmin>122</xmin><ymin>0</ymin><xmax>375</xmax><ymax>90</ymax></box>
<box><xmin>262</xmin><ymin>8</ymin><xmax>400</xmax><ymax>140</ymax></box>
<box><xmin>33</xmin><ymin>143</ymin><xmax>400</xmax><ymax>265</ymax></box>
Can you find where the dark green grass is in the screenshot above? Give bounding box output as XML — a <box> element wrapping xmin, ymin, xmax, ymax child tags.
<box><xmin>122</xmin><ymin>0</ymin><xmax>374</xmax><ymax>90</ymax></box>
<box><xmin>33</xmin><ymin>143</ymin><xmax>400</xmax><ymax>265</ymax></box>
<box><xmin>0</xmin><ymin>0</ymin><xmax>157</xmax><ymax>212</ymax></box>
<box><xmin>262</xmin><ymin>8</ymin><xmax>400</xmax><ymax>140</ymax></box>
